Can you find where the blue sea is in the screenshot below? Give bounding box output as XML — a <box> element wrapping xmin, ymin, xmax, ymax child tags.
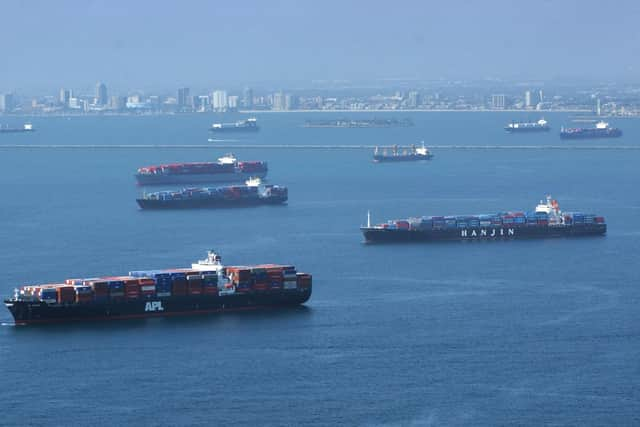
<box><xmin>0</xmin><ymin>112</ymin><xmax>639</xmax><ymax>426</ymax></box>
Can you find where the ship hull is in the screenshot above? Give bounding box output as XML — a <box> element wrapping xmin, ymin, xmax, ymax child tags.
<box><xmin>209</xmin><ymin>127</ymin><xmax>259</xmax><ymax>133</ymax></box>
<box><xmin>560</xmin><ymin>130</ymin><xmax>622</xmax><ymax>139</ymax></box>
<box><xmin>361</xmin><ymin>224</ymin><xmax>606</xmax><ymax>243</ymax></box>
<box><xmin>4</xmin><ymin>290</ymin><xmax>311</xmax><ymax>325</ymax></box>
<box><xmin>135</xmin><ymin>171</ymin><xmax>267</xmax><ymax>186</ymax></box>
<box><xmin>374</xmin><ymin>154</ymin><xmax>433</xmax><ymax>162</ymax></box>
<box><xmin>504</xmin><ymin>127</ymin><xmax>550</xmax><ymax>133</ymax></box>
<box><xmin>136</xmin><ymin>195</ymin><xmax>287</xmax><ymax>209</ymax></box>
<box><xmin>0</xmin><ymin>129</ymin><xmax>34</xmax><ymax>133</ymax></box>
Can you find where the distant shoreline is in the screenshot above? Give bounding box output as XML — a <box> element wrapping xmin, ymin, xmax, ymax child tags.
<box><xmin>239</xmin><ymin>109</ymin><xmax>594</xmax><ymax>114</ymax></box>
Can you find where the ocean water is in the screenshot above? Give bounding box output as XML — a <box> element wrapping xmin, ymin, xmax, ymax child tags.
<box><xmin>0</xmin><ymin>112</ymin><xmax>639</xmax><ymax>426</ymax></box>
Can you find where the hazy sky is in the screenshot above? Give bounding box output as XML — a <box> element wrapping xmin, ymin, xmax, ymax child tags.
<box><xmin>2</xmin><ymin>0</ymin><xmax>639</xmax><ymax>93</ymax></box>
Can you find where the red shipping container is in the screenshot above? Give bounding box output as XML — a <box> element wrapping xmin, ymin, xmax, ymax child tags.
<box><xmin>57</xmin><ymin>286</ymin><xmax>76</xmax><ymax>303</ymax></box>
<box><xmin>187</xmin><ymin>276</ymin><xmax>203</xmax><ymax>295</ymax></box>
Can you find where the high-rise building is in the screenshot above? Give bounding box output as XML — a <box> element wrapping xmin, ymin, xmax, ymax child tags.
<box><xmin>110</xmin><ymin>96</ymin><xmax>127</xmax><ymax>111</ymax></box>
<box><xmin>284</xmin><ymin>94</ymin><xmax>297</xmax><ymax>110</ymax></box>
<box><xmin>96</xmin><ymin>82</ymin><xmax>108</xmax><ymax>106</ymax></box>
<box><xmin>596</xmin><ymin>98</ymin><xmax>601</xmax><ymax>116</ymax></box>
<box><xmin>272</xmin><ymin>92</ymin><xmax>285</xmax><ymax>110</ymax></box>
<box><xmin>407</xmin><ymin>91</ymin><xmax>421</xmax><ymax>108</ymax></box>
<box><xmin>197</xmin><ymin>95</ymin><xmax>210</xmax><ymax>112</ymax></box>
<box><xmin>177</xmin><ymin>87</ymin><xmax>190</xmax><ymax>110</ymax></box>
<box><xmin>538</xmin><ymin>90</ymin><xmax>544</xmax><ymax>103</ymax></box>
<box><xmin>242</xmin><ymin>87</ymin><xmax>254</xmax><ymax>109</ymax></box>
<box><xmin>524</xmin><ymin>91</ymin><xmax>532</xmax><ymax>108</ymax></box>
<box><xmin>59</xmin><ymin>88</ymin><xmax>71</xmax><ymax>107</ymax></box>
<box><xmin>491</xmin><ymin>94</ymin><xmax>506</xmax><ymax>109</ymax></box>
<box><xmin>212</xmin><ymin>90</ymin><xmax>228</xmax><ymax>111</ymax></box>
<box><xmin>0</xmin><ymin>93</ymin><xmax>15</xmax><ymax>112</ymax></box>
<box><xmin>228</xmin><ymin>95</ymin><xmax>239</xmax><ymax>110</ymax></box>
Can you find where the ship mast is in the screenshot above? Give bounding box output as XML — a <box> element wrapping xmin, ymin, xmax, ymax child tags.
<box><xmin>367</xmin><ymin>210</ymin><xmax>371</xmax><ymax>228</ymax></box>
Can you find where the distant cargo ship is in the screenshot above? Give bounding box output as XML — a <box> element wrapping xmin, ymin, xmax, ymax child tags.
<box><xmin>373</xmin><ymin>143</ymin><xmax>433</xmax><ymax>162</ymax></box>
<box><xmin>361</xmin><ymin>196</ymin><xmax>606</xmax><ymax>243</ymax></box>
<box><xmin>504</xmin><ymin>118</ymin><xmax>550</xmax><ymax>133</ymax></box>
<box><xmin>4</xmin><ymin>250</ymin><xmax>312</xmax><ymax>325</ymax></box>
<box><xmin>0</xmin><ymin>123</ymin><xmax>34</xmax><ymax>133</ymax></box>
<box><xmin>560</xmin><ymin>121</ymin><xmax>622</xmax><ymax>139</ymax></box>
<box><xmin>135</xmin><ymin>154</ymin><xmax>267</xmax><ymax>185</ymax></box>
<box><xmin>136</xmin><ymin>178</ymin><xmax>287</xmax><ymax>209</ymax></box>
<box><xmin>209</xmin><ymin>117</ymin><xmax>259</xmax><ymax>132</ymax></box>
<box><xmin>304</xmin><ymin>118</ymin><xmax>413</xmax><ymax>128</ymax></box>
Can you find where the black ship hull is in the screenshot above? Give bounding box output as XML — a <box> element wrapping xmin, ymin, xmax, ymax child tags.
<box><xmin>209</xmin><ymin>127</ymin><xmax>259</xmax><ymax>133</ymax></box>
<box><xmin>361</xmin><ymin>224</ymin><xmax>606</xmax><ymax>243</ymax></box>
<box><xmin>136</xmin><ymin>195</ymin><xmax>287</xmax><ymax>209</ymax></box>
<box><xmin>504</xmin><ymin>127</ymin><xmax>550</xmax><ymax>133</ymax></box>
<box><xmin>374</xmin><ymin>154</ymin><xmax>433</xmax><ymax>162</ymax></box>
<box><xmin>0</xmin><ymin>129</ymin><xmax>34</xmax><ymax>133</ymax></box>
<box><xmin>560</xmin><ymin>130</ymin><xmax>622</xmax><ymax>139</ymax></box>
<box><xmin>4</xmin><ymin>289</ymin><xmax>311</xmax><ymax>325</ymax></box>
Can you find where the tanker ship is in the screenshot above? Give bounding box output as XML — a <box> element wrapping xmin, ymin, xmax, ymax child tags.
<box><xmin>4</xmin><ymin>250</ymin><xmax>312</xmax><ymax>325</ymax></box>
<box><xmin>135</xmin><ymin>154</ymin><xmax>267</xmax><ymax>185</ymax></box>
<box><xmin>0</xmin><ymin>123</ymin><xmax>34</xmax><ymax>133</ymax></box>
<box><xmin>373</xmin><ymin>143</ymin><xmax>433</xmax><ymax>162</ymax></box>
<box><xmin>209</xmin><ymin>117</ymin><xmax>259</xmax><ymax>132</ymax></box>
<box><xmin>361</xmin><ymin>196</ymin><xmax>606</xmax><ymax>243</ymax></box>
<box><xmin>560</xmin><ymin>121</ymin><xmax>622</xmax><ymax>139</ymax></box>
<box><xmin>136</xmin><ymin>178</ymin><xmax>287</xmax><ymax>209</ymax></box>
<box><xmin>504</xmin><ymin>118</ymin><xmax>550</xmax><ymax>133</ymax></box>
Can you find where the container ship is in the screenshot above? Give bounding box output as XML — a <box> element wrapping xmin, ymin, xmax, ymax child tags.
<box><xmin>361</xmin><ymin>196</ymin><xmax>606</xmax><ymax>243</ymax></box>
<box><xmin>135</xmin><ymin>154</ymin><xmax>267</xmax><ymax>185</ymax></box>
<box><xmin>4</xmin><ymin>251</ymin><xmax>312</xmax><ymax>325</ymax></box>
<box><xmin>504</xmin><ymin>118</ymin><xmax>550</xmax><ymax>133</ymax></box>
<box><xmin>374</xmin><ymin>143</ymin><xmax>433</xmax><ymax>162</ymax></box>
<box><xmin>303</xmin><ymin>118</ymin><xmax>414</xmax><ymax>128</ymax></box>
<box><xmin>560</xmin><ymin>121</ymin><xmax>622</xmax><ymax>139</ymax></box>
<box><xmin>209</xmin><ymin>117</ymin><xmax>259</xmax><ymax>132</ymax></box>
<box><xmin>136</xmin><ymin>178</ymin><xmax>287</xmax><ymax>209</ymax></box>
<box><xmin>0</xmin><ymin>123</ymin><xmax>34</xmax><ymax>133</ymax></box>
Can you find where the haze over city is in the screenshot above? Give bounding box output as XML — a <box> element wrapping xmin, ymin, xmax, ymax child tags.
<box><xmin>2</xmin><ymin>0</ymin><xmax>640</xmax><ymax>93</ymax></box>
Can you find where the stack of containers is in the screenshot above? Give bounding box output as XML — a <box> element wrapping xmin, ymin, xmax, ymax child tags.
<box><xmin>501</xmin><ymin>215</ymin><xmax>515</xmax><ymax>226</ymax></box>
<box><xmin>82</xmin><ymin>279</ymin><xmax>110</xmax><ymax>302</ymax></box>
<box><xmin>130</xmin><ymin>270</ymin><xmax>172</xmax><ymax>297</ymax></box>
<box><xmin>169</xmin><ymin>271</ymin><xmax>188</xmax><ymax>296</ymax></box>
<box><xmin>512</xmin><ymin>212</ymin><xmax>526</xmax><ymax>226</ymax></box>
<box><xmin>40</xmin><ymin>287</ymin><xmax>58</xmax><ymax>304</ymax></box>
<box><xmin>139</xmin><ymin>278</ymin><xmax>156</xmax><ymax>298</ymax></box>
<box><xmin>479</xmin><ymin>215</ymin><xmax>492</xmax><ymax>227</ymax></box>
<box><xmin>283</xmin><ymin>266</ymin><xmax>297</xmax><ymax>290</ymax></box>
<box><xmin>595</xmin><ymin>216</ymin><xmax>605</xmax><ymax>224</ymax></box>
<box><xmin>57</xmin><ymin>286</ymin><xmax>76</xmax><ymax>304</ymax></box>
<box><xmin>226</xmin><ymin>267</ymin><xmax>252</xmax><ymax>292</ymax></box>
<box><xmin>296</xmin><ymin>273</ymin><xmax>312</xmax><ymax>291</ymax></box>
<box><xmin>251</xmin><ymin>268</ymin><xmax>269</xmax><ymax>291</ymax></box>
<box><xmin>395</xmin><ymin>220</ymin><xmax>410</xmax><ymax>230</ymax></box>
<box><xmin>456</xmin><ymin>216</ymin><xmax>468</xmax><ymax>229</ymax></box>
<box><xmin>202</xmin><ymin>274</ymin><xmax>219</xmax><ymax>296</ymax></box>
<box><xmin>74</xmin><ymin>285</ymin><xmax>94</xmax><ymax>304</ymax></box>
<box><xmin>267</xmin><ymin>267</ymin><xmax>284</xmax><ymax>291</ymax></box>
<box><xmin>490</xmin><ymin>215</ymin><xmax>502</xmax><ymax>226</ymax></box>
<box><xmin>468</xmin><ymin>216</ymin><xmax>480</xmax><ymax>228</ymax></box>
<box><xmin>444</xmin><ymin>216</ymin><xmax>457</xmax><ymax>229</ymax></box>
<box><xmin>420</xmin><ymin>216</ymin><xmax>433</xmax><ymax>230</ymax></box>
<box><xmin>186</xmin><ymin>274</ymin><xmax>203</xmax><ymax>295</ymax></box>
<box><xmin>526</xmin><ymin>212</ymin><xmax>539</xmax><ymax>226</ymax></box>
<box><xmin>584</xmin><ymin>214</ymin><xmax>596</xmax><ymax>224</ymax></box>
<box><xmin>536</xmin><ymin>212</ymin><xmax>549</xmax><ymax>226</ymax></box>
<box><xmin>432</xmin><ymin>216</ymin><xmax>445</xmax><ymax>230</ymax></box>
<box><xmin>108</xmin><ymin>280</ymin><xmax>125</xmax><ymax>300</ymax></box>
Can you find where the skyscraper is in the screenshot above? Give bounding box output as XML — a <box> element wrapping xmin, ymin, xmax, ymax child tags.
<box><xmin>243</xmin><ymin>87</ymin><xmax>254</xmax><ymax>109</ymax></box>
<box><xmin>0</xmin><ymin>93</ymin><xmax>14</xmax><ymax>112</ymax></box>
<box><xmin>212</xmin><ymin>90</ymin><xmax>228</xmax><ymax>112</ymax></box>
<box><xmin>177</xmin><ymin>87</ymin><xmax>190</xmax><ymax>110</ymax></box>
<box><xmin>524</xmin><ymin>90</ymin><xmax>532</xmax><ymax>108</ymax></box>
<box><xmin>228</xmin><ymin>95</ymin><xmax>239</xmax><ymax>110</ymax></box>
<box><xmin>272</xmin><ymin>92</ymin><xmax>285</xmax><ymax>110</ymax></box>
<box><xmin>407</xmin><ymin>91</ymin><xmax>421</xmax><ymax>108</ymax></box>
<box><xmin>96</xmin><ymin>82</ymin><xmax>108</xmax><ymax>106</ymax></box>
<box><xmin>284</xmin><ymin>94</ymin><xmax>297</xmax><ymax>110</ymax></box>
<box><xmin>59</xmin><ymin>88</ymin><xmax>71</xmax><ymax>107</ymax></box>
<box><xmin>491</xmin><ymin>94</ymin><xmax>506</xmax><ymax>109</ymax></box>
